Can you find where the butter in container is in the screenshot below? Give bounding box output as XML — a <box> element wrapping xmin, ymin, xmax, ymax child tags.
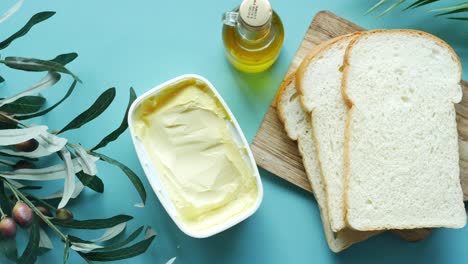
<box><xmin>128</xmin><ymin>74</ymin><xmax>263</xmax><ymax>238</ymax></box>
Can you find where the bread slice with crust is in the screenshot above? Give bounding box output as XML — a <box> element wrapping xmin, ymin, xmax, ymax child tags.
<box><xmin>297</xmin><ymin>33</ymin><xmax>361</xmax><ymax>232</ymax></box>
<box><xmin>277</xmin><ymin>74</ymin><xmax>376</xmax><ymax>252</ymax></box>
<box><xmin>342</xmin><ymin>29</ymin><xmax>466</xmax><ymax>230</ymax></box>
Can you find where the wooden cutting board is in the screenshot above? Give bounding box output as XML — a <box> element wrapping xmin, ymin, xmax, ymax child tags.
<box><xmin>251</xmin><ymin>10</ymin><xmax>468</xmax><ymax>201</ymax></box>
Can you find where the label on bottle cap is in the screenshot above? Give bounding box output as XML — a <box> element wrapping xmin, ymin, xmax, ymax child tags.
<box><xmin>239</xmin><ymin>0</ymin><xmax>272</xmax><ymax>27</ymax></box>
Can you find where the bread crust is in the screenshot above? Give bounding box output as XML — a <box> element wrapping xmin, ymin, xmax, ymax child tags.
<box><xmin>295</xmin><ymin>32</ymin><xmax>361</xmax><ymax>232</ymax></box>
<box><xmin>341</xmin><ymin>29</ymin><xmax>464</xmax><ymax>231</ymax></box>
<box><xmin>296</xmin><ymin>32</ymin><xmax>362</xmax><ymax>112</ymax></box>
<box><xmin>276</xmin><ymin>73</ymin><xmax>377</xmax><ymax>252</ymax></box>
<box><xmin>275</xmin><ymin>74</ymin><xmax>297</xmax><ymax>140</ymax></box>
<box><xmin>342</xmin><ymin>29</ymin><xmax>462</xmax><ymax>108</ymax></box>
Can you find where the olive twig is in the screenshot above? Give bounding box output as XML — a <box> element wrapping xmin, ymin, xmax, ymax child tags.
<box><xmin>9</xmin><ymin>184</ymin><xmax>20</xmax><ymax>202</ymax></box>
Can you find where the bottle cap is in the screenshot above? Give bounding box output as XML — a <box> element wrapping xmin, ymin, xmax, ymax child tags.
<box><xmin>239</xmin><ymin>0</ymin><xmax>272</xmax><ymax>28</ymax></box>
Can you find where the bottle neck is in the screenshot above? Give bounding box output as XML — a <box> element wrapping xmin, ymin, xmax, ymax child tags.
<box><xmin>236</xmin><ymin>16</ymin><xmax>272</xmax><ymax>43</ymax></box>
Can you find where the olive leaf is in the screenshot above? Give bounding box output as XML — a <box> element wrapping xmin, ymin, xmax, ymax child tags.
<box><xmin>0</xmin><ymin>157</ymin><xmax>83</xmax><ymax>181</ymax></box>
<box><xmin>0</xmin><ymin>0</ymin><xmax>24</xmax><ymax>24</ymax></box>
<box><xmin>58</xmin><ymin>149</ymin><xmax>75</xmax><ymax>209</ymax></box>
<box><xmin>92</xmin><ymin>87</ymin><xmax>136</xmax><ymax>151</ymax></box>
<box><xmin>0</xmin><ymin>57</ymin><xmax>80</xmax><ymax>82</ymax></box>
<box><xmin>0</xmin><ymin>181</ymin><xmax>13</xmax><ymax>214</ymax></box>
<box><xmin>70</xmin><ymin>226</ymin><xmax>144</xmax><ymax>259</ymax></box>
<box><xmin>144</xmin><ymin>227</ymin><xmax>156</xmax><ymax>238</ymax></box>
<box><xmin>0</xmin><ymin>132</ymin><xmax>68</xmax><ymax>159</ymax></box>
<box><xmin>91</xmin><ymin>152</ymin><xmax>146</xmax><ymax>204</ymax></box>
<box><xmin>51</xmin><ymin>215</ymin><xmax>133</xmax><ymax>230</ymax></box>
<box><xmin>38</xmin><ymin>228</ymin><xmax>53</xmax><ymax>256</ymax></box>
<box><xmin>0</xmin><ymin>159</ymin><xmax>15</xmax><ymax>166</ymax></box>
<box><xmin>366</xmin><ymin>0</ymin><xmax>388</xmax><ymax>14</ymax></box>
<box><xmin>39</xmin><ymin>229</ymin><xmax>53</xmax><ymax>249</ymax></box>
<box><xmin>8</xmin><ymin>180</ymin><xmax>28</xmax><ymax>188</ymax></box>
<box><xmin>17</xmin><ymin>185</ymin><xmax>42</xmax><ymax>191</ymax></box>
<box><xmin>58</xmin><ymin>88</ymin><xmax>116</xmax><ymax>134</ymax></box>
<box><xmin>0</xmin><ymin>183</ymin><xmax>17</xmax><ymax>260</ymax></box>
<box><xmin>17</xmin><ymin>219</ymin><xmax>40</xmax><ymax>264</ymax></box>
<box><xmin>71</xmin><ymin>226</ymin><xmax>144</xmax><ymax>253</ymax></box>
<box><xmin>0</xmin><ymin>237</ymin><xmax>18</xmax><ymax>262</ymax></box>
<box><xmin>77</xmin><ymin>171</ymin><xmax>104</xmax><ymax>193</ymax></box>
<box><xmin>380</xmin><ymin>0</ymin><xmax>406</xmax><ymax>16</ymax></box>
<box><xmin>63</xmin><ymin>238</ymin><xmax>70</xmax><ymax>264</ymax></box>
<box><xmin>69</xmin><ymin>223</ymin><xmax>127</xmax><ymax>245</ymax></box>
<box><xmin>0</xmin><ymin>151</ymin><xmax>37</xmax><ymax>161</ymax></box>
<box><xmin>366</xmin><ymin>0</ymin><xmax>468</xmax><ymax>20</ymax></box>
<box><xmin>404</xmin><ymin>0</ymin><xmax>439</xmax><ymax>10</ymax></box>
<box><xmin>17</xmin><ymin>80</ymin><xmax>77</xmax><ymax>120</ymax></box>
<box><xmin>39</xmin><ymin>132</ymin><xmax>68</xmax><ymax>154</ymax></box>
<box><xmin>0</xmin><ymin>72</ymin><xmax>60</xmax><ymax>107</ymax></box>
<box><xmin>431</xmin><ymin>2</ymin><xmax>468</xmax><ymax>16</ymax></box>
<box><xmin>0</xmin><ymin>120</ymin><xmax>16</xmax><ymax>129</ymax></box>
<box><xmin>73</xmin><ymin>144</ymin><xmax>98</xmax><ymax>176</ymax></box>
<box><xmin>0</xmin><ymin>11</ymin><xmax>55</xmax><ymax>50</ymax></box>
<box><xmin>78</xmin><ymin>227</ymin><xmax>156</xmax><ymax>262</ymax></box>
<box><xmin>45</xmin><ymin>181</ymin><xmax>84</xmax><ymax>200</ymax></box>
<box><xmin>0</xmin><ymin>96</ymin><xmax>46</xmax><ymax>114</ymax></box>
<box><xmin>71</xmin><ymin>242</ymin><xmax>104</xmax><ymax>252</ymax></box>
<box><xmin>166</xmin><ymin>257</ymin><xmax>177</xmax><ymax>264</ymax></box>
<box><xmin>50</xmin><ymin>53</ymin><xmax>78</xmax><ymax>66</ymax></box>
<box><xmin>90</xmin><ymin>223</ymin><xmax>127</xmax><ymax>243</ymax></box>
<box><xmin>97</xmin><ymin>226</ymin><xmax>144</xmax><ymax>251</ymax></box>
<box><xmin>0</xmin><ymin>125</ymin><xmax>47</xmax><ymax>145</ymax></box>
<box><xmin>70</xmin><ymin>223</ymin><xmax>127</xmax><ymax>252</ymax></box>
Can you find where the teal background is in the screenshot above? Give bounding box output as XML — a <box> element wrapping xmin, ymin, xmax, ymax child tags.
<box><xmin>1</xmin><ymin>0</ymin><xmax>467</xmax><ymax>263</ymax></box>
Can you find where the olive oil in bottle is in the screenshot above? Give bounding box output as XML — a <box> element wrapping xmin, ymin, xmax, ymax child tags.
<box><xmin>222</xmin><ymin>0</ymin><xmax>284</xmax><ymax>73</ymax></box>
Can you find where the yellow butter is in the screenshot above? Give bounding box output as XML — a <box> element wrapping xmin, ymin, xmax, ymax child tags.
<box><xmin>133</xmin><ymin>78</ymin><xmax>258</xmax><ymax>232</ymax></box>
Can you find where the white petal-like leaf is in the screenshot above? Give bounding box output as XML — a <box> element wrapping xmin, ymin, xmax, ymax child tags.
<box><xmin>39</xmin><ymin>228</ymin><xmax>53</xmax><ymax>250</ymax></box>
<box><xmin>0</xmin><ymin>0</ymin><xmax>24</xmax><ymax>23</ymax></box>
<box><xmin>0</xmin><ymin>72</ymin><xmax>60</xmax><ymax>107</ymax></box>
<box><xmin>73</xmin><ymin>145</ymin><xmax>98</xmax><ymax>176</ymax></box>
<box><xmin>39</xmin><ymin>132</ymin><xmax>67</xmax><ymax>153</ymax></box>
<box><xmin>71</xmin><ymin>243</ymin><xmax>104</xmax><ymax>252</ymax></box>
<box><xmin>58</xmin><ymin>149</ymin><xmax>75</xmax><ymax>208</ymax></box>
<box><xmin>0</xmin><ymin>125</ymin><xmax>47</xmax><ymax>145</ymax></box>
<box><xmin>0</xmin><ymin>132</ymin><xmax>67</xmax><ymax>158</ymax></box>
<box><xmin>70</xmin><ymin>223</ymin><xmax>127</xmax><ymax>252</ymax></box>
<box><xmin>0</xmin><ymin>159</ymin><xmax>15</xmax><ymax>166</ymax></box>
<box><xmin>134</xmin><ymin>202</ymin><xmax>145</xmax><ymax>208</ymax></box>
<box><xmin>144</xmin><ymin>227</ymin><xmax>157</xmax><ymax>239</ymax></box>
<box><xmin>45</xmin><ymin>181</ymin><xmax>84</xmax><ymax>200</ymax></box>
<box><xmin>91</xmin><ymin>223</ymin><xmax>126</xmax><ymax>243</ymax></box>
<box><xmin>0</xmin><ymin>158</ymin><xmax>82</xmax><ymax>180</ymax></box>
<box><xmin>166</xmin><ymin>257</ymin><xmax>177</xmax><ymax>264</ymax></box>
<box><xmin>0</xmin><ymin>144</ymin><xmax>51</xmax><ymax>158</ymax></box>
<box><xmin>8</xmin><ymin>179</ymin><xmax>25</xmax><ymax>188</ymax></box>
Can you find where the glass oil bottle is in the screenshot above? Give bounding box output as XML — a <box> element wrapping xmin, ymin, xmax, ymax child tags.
<box><xmin>222</xmin><ymin>0</ymin><xmax>284</xmax><ymax>73</ymax></box>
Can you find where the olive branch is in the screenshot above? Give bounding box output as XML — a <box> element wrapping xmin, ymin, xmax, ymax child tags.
<box><xmin>0</xmin><ymin>3</ymin><xmax>155</xmax><ymax>264</ymax></box>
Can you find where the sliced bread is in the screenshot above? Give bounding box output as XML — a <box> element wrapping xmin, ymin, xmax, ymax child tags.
<box><xmin>297</xmin><ymin>33</ymin><xmax>360</xmax><ymax>232</ymax></box>
<box><xmin>342</xmin><ymin>29</ymin><xmax>466</xmax><ymax>230</ymax></box>
<box><xmin>277</xmin><ymin>74</ymin><xmax>376</xmax><ymax>252</ymax></box>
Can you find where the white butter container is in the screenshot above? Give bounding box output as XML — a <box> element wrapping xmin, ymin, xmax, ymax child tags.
<box><xmin>128</xmin><ymin>74</ymin><xmax>263</xmax><ymax>238</ymax></box>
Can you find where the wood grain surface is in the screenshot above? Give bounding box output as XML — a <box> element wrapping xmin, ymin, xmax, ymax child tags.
<box><xmin>252</xmin><ymin>10</ymin><xmax>468</xmax><ymax>201</ymax></box>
